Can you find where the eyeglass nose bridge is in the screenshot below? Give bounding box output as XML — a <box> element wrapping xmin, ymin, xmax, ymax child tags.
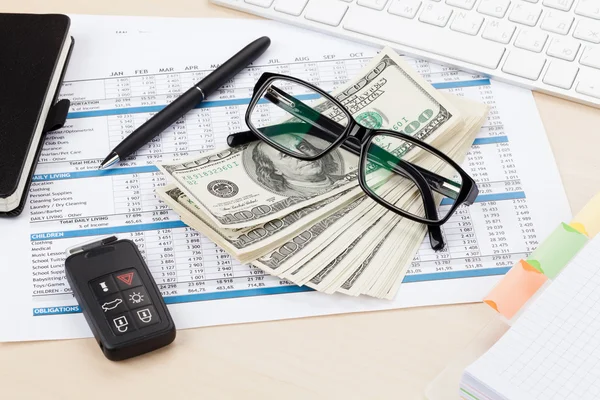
<box><xmin>346</xmin><ymin>124</ymin><xmax>372</xmax><ymax>144</ymax></box>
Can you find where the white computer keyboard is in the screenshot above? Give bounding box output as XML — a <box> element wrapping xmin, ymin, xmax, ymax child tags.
<box><xmin>211</xmin><ymin>0</ymin><xmax>600</xmax><ymax>108</ymax></box>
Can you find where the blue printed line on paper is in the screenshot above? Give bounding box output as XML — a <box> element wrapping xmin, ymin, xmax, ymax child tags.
<box><xmin>440</xmin><ymin>191</ymin><xmax>525</xmax><ymax>206</ymax></box>
<box><xmin>66</xmin><ymin>93</ymin><xmax>322</xmax><ymax>119</ymax></box>
<box><xmin>402</xmin><ymin>267</ymin><xmax>511</xmax><ymax>283</ymax></box>
<box><xmin>162</xmin><ymin>284</ymin><xmax>313</xmax><ymax>304</ymax></box>
<box><xmin>432</xmin><ymin>79</ymin><xmax>490</xmax><ymax>90</ymax></box>
<box><xmin>33</xmin><ymin>166</ymin><xmax>159</xmax><ymax>182</ymax></box>
<box><xmin>33</xmin><ymin>285</ymin><xmax>313</xmax><ymax>316</ymax></box>
<box><xmin>472</xmin><ymin>136</ymin><xmax>508</xmax><ymax>145</ymax></box>
<box><xmin>66</xmin><ymin>79</ymin><xmax>491</xmax><ymax>120</ymax></box>
<box><xmin>30</xmin><ymin>220</ymin><xmax>188</xmax><ymax>241</ymax></box>
<box><xmin>32</xmin><ymin>265</ymin><xmax>509</xmax><ymax>317</ymax></box>
<box><xmin>33</xmin><ymin>305</ymin><xmax>82</xmax><ymax>316</ymax></box>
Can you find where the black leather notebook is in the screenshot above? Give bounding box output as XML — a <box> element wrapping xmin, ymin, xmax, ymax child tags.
<box><xmin>0</xmin><ymin>13</ymin><xmax>74</xmax><ymax>216</ymax></box>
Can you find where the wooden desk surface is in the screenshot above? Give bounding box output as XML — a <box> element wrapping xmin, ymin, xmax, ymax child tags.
<box><xmin>2</xmin><ymin>1</ymin><xmax>600</xmax><ymax>399</ymax></box>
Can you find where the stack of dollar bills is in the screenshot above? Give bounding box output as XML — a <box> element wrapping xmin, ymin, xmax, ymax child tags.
<box><xmin>156</xmin><ymin>48</ymin><xmax>489</xmax><ymax>299</ymax></box>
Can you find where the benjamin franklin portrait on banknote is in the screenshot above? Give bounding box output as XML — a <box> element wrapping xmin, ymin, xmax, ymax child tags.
<box><xmin>243</xmin><ymin>134</ymin><xmax>347</xmax><ymax>197</ymax></box>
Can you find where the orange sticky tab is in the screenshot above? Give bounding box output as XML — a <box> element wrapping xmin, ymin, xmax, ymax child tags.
<box><xmin>484</xmin><ymin>260</ymin><xmax>548</xmax><ymax>319</ymax></box>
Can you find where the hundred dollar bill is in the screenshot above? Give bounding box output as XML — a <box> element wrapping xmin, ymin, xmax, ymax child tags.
<box><xmin>157</xmin><ymin>47</ymin><xmax>463</xmax><ymax>230</ymax></box>
<box><xmin>156</xmin><ymin>184</ymin><xmax>363</xmax><ymax>263</ymax></box>
<box><xmin>339</xmin><ymin>96</ymin><xmax>489</xmax><ymax>298</ymax></box>
<box><xmin>315</xmin><ymin>212</ymin><xmax>403</xmax><ymax>293</ymax></box>
<box><xmin>253</xmin><ymin>197</ymin><xmax>367</xmax><ymax>274</ymax></box>
<box><xmin>157</xmin><ymin>145</ymin><xmax>361</xmax><ymax>230</ymax></box>
<box><xmin>305</xmin><ymin>214</ymin><xmax>393</xmax><ymax>291</ymax></box>
<box><xmin>321</xmin><ymin>47</ymin><xmax>462</xmax><ymax>146</ymax></box>
<box><xmin>337</xmin><ymin>229</ymin><xmax>393</xmax><ymax>296</ymax></box>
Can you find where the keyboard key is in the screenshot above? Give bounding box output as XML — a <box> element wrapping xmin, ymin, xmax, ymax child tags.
<box><xmin>343</xmin><ymin>7</ymin><xmax>506</xmax><ymax>68</ymax></box>
<box><xmin>580</xmin><ymin>46</ymin><xmax>600</xmax><ymax>69</ymax></box>
<box><xmin>542</xmin><ymin>0</ymin><xmax>574</xmax><ymax>10</ymax></box>
<box><xmin>502</xmin><ymin>50</ymin><xmax>546</xmax><ymax>79</ymax></box>
<box><xmin>509</xmin><ymin>3</ymin><xmax>542</xmax><ymax>26</ymax></box>
<box><xmin>514</xmin><ymin>29</ymin><xmax>548</xmax><ymax>52</ymax></box>
<box><xmin>305</xmin><ymin>0</ymin><xmax>349</xmax><ymax>26</ymax></box>
<box><xmin>573</xmin><ymin>19</ymin><xmax>600</xmax><ymax>43</ymax></box>
<box><xmin>540</xmin><ymin>11</ymin><xmax>574</xmax><ymax>34</ymax></box>
<box><xmin>275</xmin><ymin>0</ymin><xmax>308</xmax><ymax>15</ymax></box>
<box><xmin>389</xmin><ymin>0</ymin><xmax>422</xmax><ymax>18</ymax></box>
<box><xmin>576</xmin><ymin>68</ymin><xmax>600</xmax><ymax>97</ymax></box>
<box><xmin>419</xmin><ymin>3</ymin><xmax>453</xmax><ymax>26</ymax></box>
<box><xmin>358</xmin><ymin>0</ymin><xmax>390</xmax><ymax>10</ymax></box>
<box><xmin>477</xmin><ymin>0</ymin><xmax>511</xmax><ymax>17</ymax></box>
<box><xmin>450</xmin><ymin>11</ymin><xmax>484</xmax><ymax>34</ymax></box>
<box><xmin>245</xmin><ymin>0</ymin><xmax>274</xmax><ymax>6</ymax></box>
<box><xmin>482</xmin><ymin>19</ymin><xmax>516</xmax><ymax>43</ymax></box>
<box><xmin>446</xmin><ymin>0</ymin><xmax>477</xmax><ymax>10</ymax></box>
<box><xmin>543</xmin><ymin>61</ymin><xmax>579</xmax><ymax>89</ymax></box>
<box><xmin>547</xmin><ymin>37</ymin><xmax>580</xmax><ymax>60</ymax></box>
<box><xmin>575</xmin><ymin>0</ymin><xmax>600</xmax><ymax>19</ymax></box>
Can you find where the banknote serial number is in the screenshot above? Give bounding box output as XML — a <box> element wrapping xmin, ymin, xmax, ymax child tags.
<box><xmin>184</xmin><ymin>162</ymin><xmax>240</xmax><ymax>185</ymax></box>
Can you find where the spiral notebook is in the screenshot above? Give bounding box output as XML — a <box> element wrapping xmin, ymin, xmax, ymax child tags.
<box><xmin>461</xmin><ymin>233</ymin><xmax>600</xmax><ymax>400</ymax></box>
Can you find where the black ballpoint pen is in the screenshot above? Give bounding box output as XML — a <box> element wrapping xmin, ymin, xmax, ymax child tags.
<box><xmin>99</xmin><ymin>36</ymin><xmax>272</xmax><ymax>169</ymax></box>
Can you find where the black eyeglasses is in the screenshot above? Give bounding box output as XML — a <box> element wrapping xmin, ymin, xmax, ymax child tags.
<box><xmin>227</xmin><ymin>73</ymin><xmax>478</xmax><ymax>250</ymax></box>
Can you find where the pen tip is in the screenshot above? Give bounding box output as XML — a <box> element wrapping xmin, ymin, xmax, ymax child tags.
<box><xmin>99</xmin><ymin>153</ymin><xmax>120</xmax><ymax>170</ymax></box>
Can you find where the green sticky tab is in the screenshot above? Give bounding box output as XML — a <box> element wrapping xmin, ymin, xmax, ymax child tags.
<box><xmin>527</xmin><ymin>222</ymin><xmax>588</xmax><ymax>279</ymax></box>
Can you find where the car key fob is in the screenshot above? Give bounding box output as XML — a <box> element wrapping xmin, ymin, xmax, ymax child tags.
<box><xmin>65</xmin><ymin>236</ymin><xmax>176</xmax><ymax>361</ymax></box>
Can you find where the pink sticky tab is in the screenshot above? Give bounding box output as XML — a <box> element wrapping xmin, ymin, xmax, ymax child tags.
<box><xmin>484</xmin><ymin>260</ymin><xmax>548</xmax><ymax>319</ymax></box>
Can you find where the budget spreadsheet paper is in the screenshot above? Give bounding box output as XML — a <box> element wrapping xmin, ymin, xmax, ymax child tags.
<box><xmin>463</xmin><ymin>234</ymin><xmax>600</xmax><ymax>400</ymax></box>
<box><xmin>0</xmin><ymin>15</ymin><xmax>571</xmax><ymax>341</ymax></box>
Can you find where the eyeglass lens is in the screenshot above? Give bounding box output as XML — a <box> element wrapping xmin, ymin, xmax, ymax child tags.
<box><xmin>364</xmin><ymin>133</ymin><xmax>463</xmax><ymax>222</ymax></box>
<box><xmin>248</xmin><ymin>78</ymin><xmax>350</xmax><ymax>158</ymax></box>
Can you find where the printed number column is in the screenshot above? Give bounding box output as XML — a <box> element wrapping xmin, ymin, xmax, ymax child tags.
<box><xmin>187</xmin><ymin>107</ymin><xmax>215</xmax><ymax>153</ymax></box>
<box><xmin>145</xmin><ymin>229</ymin><xmax>178</xmax><ymax>296</ymax></box>
<box><xmin>173</xmin><ymin>227</ymin><xmax>206</xmax><ymax>295</ymax></box>
<box><xmin>443</xmin><ymin>206</ymin><xmax>483</xmax><ymax>272</ymax></box>
<box><xmin>318</xmin><ymin>59</ymin><xmax>350</xmax><ymax>92</ymax></box>
<box><xmin>153</xmin><ymin>72</ymin><xmax>185</xmax><ymax>164</ymax></box>
<box><xmin>107</xmin><ymin>114</ymin><xmax>135</xmax><ymax>158</ymax></box>
<box><xmin>141</xmin><ymin>170</ymin><xmax>173</xmax><ymax>226</ymax></box>
<box><xmin>113</xmin><ymin>173</ymin><xmax>143</xmax><ymax>216</ymax></box>
<box><xmin>105</xmin><ymin>77</ymin><xmax>136</xmax><ymax>163</ymax></box>
<box><xmin>201</xmin><ymin>236</ymin><xmax>241</xmax><ymax>293</ymax></box>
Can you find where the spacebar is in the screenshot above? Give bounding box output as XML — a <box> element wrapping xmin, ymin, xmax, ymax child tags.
<box><xmin>343</xmin><ymin>8</ymin><xmax>505</xmax><ymax>70</ymax></box>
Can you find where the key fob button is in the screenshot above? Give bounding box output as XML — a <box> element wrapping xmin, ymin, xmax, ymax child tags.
<box><xmin>132</xmin><ymin>305</ymin><xmax>160</xmax><ymax>328</ymax></box>
<box><xmin>99</xmin><ymin>293</ymin><xmax>128</xmax><ymax>315</ymax></box>
<box><xmin>123</xmin><ymin>286</ymin><xmax>152</xmax><ymax>308</ymax></box>
<box><xmin>110</xmin><ymin>312</ymin><xmax>136</xmax><ymax>336</ymax></box>
<box><xmin>90</xmin><ymin>275</ymin><xmax>119</xmax><ymax>298</ymax></box>
<box><xmin>113</xmin><ymin>269</ymin><xmax>143</xmax><ymax>290</ymax></box>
